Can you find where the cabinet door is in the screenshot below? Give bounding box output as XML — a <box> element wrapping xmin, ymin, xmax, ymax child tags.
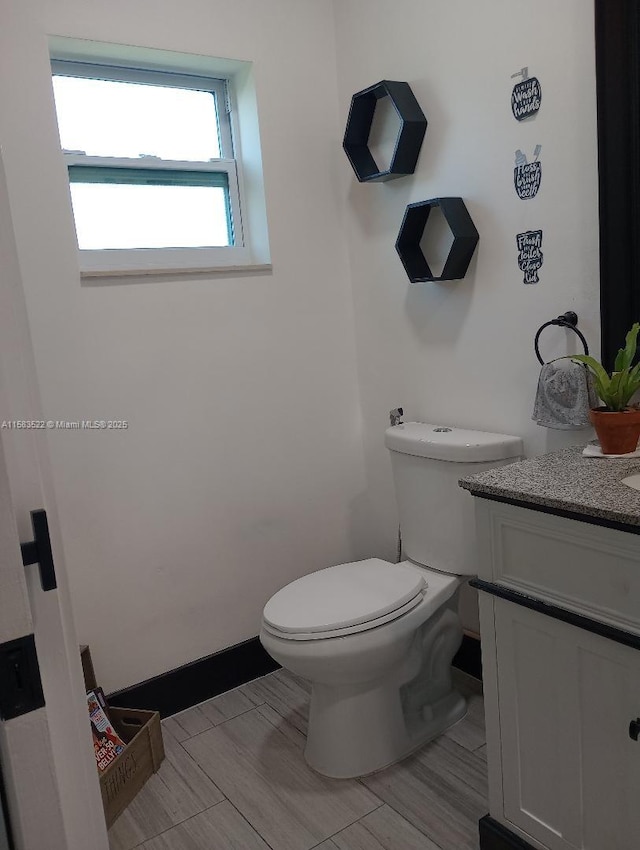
<box><xmin>570</xmin><ymin>626</ymin><xmax>640</xmax><ymax>849</ymax></box>
<box><xmin>495</xmin><ymin>602</ymin><xmax>581</xmax><ymax>849</ymax></box>
<box><xmin>495</xmin><ymin>599</ymin><xmax>640</xmax><ymax>850</ymax></box>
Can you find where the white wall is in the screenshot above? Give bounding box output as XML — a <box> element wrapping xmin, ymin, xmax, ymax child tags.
<box><xmin>1</xmin><ymin>0</ymin><xmax>366</xmax><ymax>691</ymax></box>
<box><xmin>1</xmin><ymin>0</ymin><xmax>600</xmax><ymax>681</ymax></box>
<box><xmin>332</xmin><ymin>0</ymin><xmax>600</xmax><ymax>630</ymax></box>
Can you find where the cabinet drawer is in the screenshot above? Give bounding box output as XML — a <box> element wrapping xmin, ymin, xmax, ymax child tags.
<box><xmin>479</xmin><ymin>501</ymin><xmax>640</xmax><ymax>635</ymax></box>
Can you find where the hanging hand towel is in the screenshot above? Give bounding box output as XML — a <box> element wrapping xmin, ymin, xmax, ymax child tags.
<box><xmin>532</xmin><ymin>360</ymin><xmax>598</xmax><ymax>429</ymax></box>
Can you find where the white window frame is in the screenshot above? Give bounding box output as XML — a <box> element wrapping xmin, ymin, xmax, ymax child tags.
<box><xmin>51</xmin><ymin>59</ymin><xmax>252</xmax><ymax>274</ymax></box>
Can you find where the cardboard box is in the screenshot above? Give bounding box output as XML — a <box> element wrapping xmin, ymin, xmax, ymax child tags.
<box><xmin>80</xmin><ymin>646</ymin><xmax>165</xmax><ymax>828</ymax></box>
<box><xmin>100</xmin><ymin>707</ymin><xmax>165</xmax><ymax>827</ymax></box>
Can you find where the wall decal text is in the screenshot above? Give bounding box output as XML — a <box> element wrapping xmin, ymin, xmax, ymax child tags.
<box><xmin>511</xmin><ymin>67</ymin><xmax>541</xmax><ymax>121</ymax></box>
<box><xmin>514</xmin><ymin>146</ymin><xmax>542</xmax><ymax>199</ymax></box>
<box><xmin>517</xmin><ymin>229</ymin><xmax>543</xmax><ymax>284</ymax></box>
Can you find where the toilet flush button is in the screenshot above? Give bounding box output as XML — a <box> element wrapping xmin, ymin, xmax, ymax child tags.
<box><xmin>433</xmin><ymin>427</ymin><xmax>452</xmax><ymax>432</ymax></box>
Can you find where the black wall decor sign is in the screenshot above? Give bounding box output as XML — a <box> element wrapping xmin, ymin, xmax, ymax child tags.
<box><xmin>511</xmin><ymin>67</ymin><xmax>542</xmax><ymax>121</ymax></box>
<box><xmin>516</xmin><ymin>229</ymin><xmax>543</xmax><ymax>284</ymax></box>
<box><xmin>514</xmin><ymin>146</ymin><xmax>542</xmax><ymax>199</ymax></box>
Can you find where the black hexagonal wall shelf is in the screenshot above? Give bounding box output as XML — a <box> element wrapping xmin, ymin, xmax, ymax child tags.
<box><xmin>395</xmin><ymin>198</ymin><xmax>479</xmax><ymax>283</ymax></box>
<box><xmin>343</xmin><ymin>80</ymin><xmax>427</xmax><ymax>182</ymax></box>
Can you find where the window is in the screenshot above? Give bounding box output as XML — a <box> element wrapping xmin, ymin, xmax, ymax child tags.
<box><xmin>51</xmin><ymin>60</ymin><xmax>253</xmax><ymax>274</ymax></box>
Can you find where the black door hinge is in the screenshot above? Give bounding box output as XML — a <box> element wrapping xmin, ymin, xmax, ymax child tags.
<box><xmin>0</xmin><ymin>634</ymin><xmax>45</xmax><ymax>720</ymax></box>
<box><xmin>20</xmin><ymin>509</ymin><xmax>56</xmax><ymax>592</ymax></box>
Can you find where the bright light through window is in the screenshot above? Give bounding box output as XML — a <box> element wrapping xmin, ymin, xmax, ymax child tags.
<box><xmin>52</xmin><ymin>75</ymin><xmax>221</xmax><ymax>161</ymax></box>
<box><xmin>70</xmin><ymin>183</ymin><xmax>230</xmax><ymax>249</ymax></box>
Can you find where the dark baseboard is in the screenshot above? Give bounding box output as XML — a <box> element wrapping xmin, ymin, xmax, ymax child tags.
<box><xmin>453</xmin><ymin>633</ymin><xmax>482</xmax><ymax>681</ymax></box>
<box><xmin>108</xmin><ymin>636</ymin><xmax>280</xmax><ymax>718</ymax></box>
<box><xmin>479</xmin><ymin>816</ymin><xmax>536</xmax><ymax>850</ymax></box>
<box><xmin>109</xmin><ymin>631</ymin><xmax>480</xmax><ymax>719</ymax></box>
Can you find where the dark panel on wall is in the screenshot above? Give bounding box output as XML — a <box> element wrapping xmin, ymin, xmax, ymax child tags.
<box><xmin>595</xmin><ymin>1</ymin><xmax>640</xmax><ymax>369</ymax></box>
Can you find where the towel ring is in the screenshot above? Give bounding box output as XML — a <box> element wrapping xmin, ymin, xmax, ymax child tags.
<box><xmin>534</xmin><ymin>311</ymin><xmax>589</xmax><ymax>365</ymax></box>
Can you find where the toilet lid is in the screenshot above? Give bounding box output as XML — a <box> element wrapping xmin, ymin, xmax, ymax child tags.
<box><xmin>262</xmin><ymin>559</ymin><xmax>426</xmax><ymax>635</ymax></box>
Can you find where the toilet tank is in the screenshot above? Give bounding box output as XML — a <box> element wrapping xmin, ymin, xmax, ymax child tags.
<box><xmin>385</xmin><ymin>423</ymin><xmax>522</xmax><ymax>576</ymax></box>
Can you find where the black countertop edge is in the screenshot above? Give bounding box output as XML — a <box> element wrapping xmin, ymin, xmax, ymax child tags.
<box><xmin>468</xmin><ymin>490</ymin><xmax>640</xmax><ymax>536</ymax></box>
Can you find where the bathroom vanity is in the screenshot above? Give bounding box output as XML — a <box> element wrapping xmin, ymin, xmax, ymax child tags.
<box><xmin>460</xmin><ymin>446</ymin><xmax>640</xmax><ymax>850</ymax></box>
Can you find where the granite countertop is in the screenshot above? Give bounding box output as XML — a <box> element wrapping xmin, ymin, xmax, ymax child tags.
<box><xmin>459</xmin><ymin>444</ymin><xmax>640</xmax><ymax>529</ymax></box>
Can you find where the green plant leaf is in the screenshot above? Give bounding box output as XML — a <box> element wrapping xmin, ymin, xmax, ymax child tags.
<box><xmin>625</xmin><ymin>361</ymin><xmax>640</xmax><ymax>404</ymax></box>
<box><xmin>605</xmin><ymin>370</ymin><xmax>624</xmax><ymax>410</ymax></box>
<box><xmin>626</xmin><ymin>383</ymin><xmax>640</xmax><ymax>406</ymax></box>
<box><xmin>568</xmin><ymin>355</ymin><xmax>611</xmax><ymax>390</ymax></box>
<box><xmin>614</xmin><ymin>322</ymin><xmax>640</xmax><ymax>371</ymax></box>
<box><xmin>611</xmin><ymin>356</ymin><xmax>640</xmax><ymax>409</ymax></box>
<box><xmin>626</xmin><ymin>361</ymin><xmax>640</xmax><ymax>389</ymax></box>
<box><xmin>611</xmin><ymin>371</ymin><xmax>628</xmax><ymax>410</ymax></box>
<box><xmin>606</xmin><ymin>366</ymin><xmax>640</xmax><ymax>409</ymax></box>
<box><xmin>593</xmin><ymin>376</ymin><xmax>614</xmax><ymax>408</ymax></box>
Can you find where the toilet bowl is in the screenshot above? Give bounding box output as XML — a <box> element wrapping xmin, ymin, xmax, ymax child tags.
<box><xmin>260</xmin><ymin>558</ymin><xmax>466</xmax><ymax>778</ymax></box>
<box><xmin>260</xmin><ymin>423</ymin><xmax>523</xmax><ymax>778</ymax></box>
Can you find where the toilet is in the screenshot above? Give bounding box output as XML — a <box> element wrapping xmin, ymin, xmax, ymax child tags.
<box><xmin>260</xmin><ymin>422</ymin><xmax>522</xmax><ymax>778</ymax></box>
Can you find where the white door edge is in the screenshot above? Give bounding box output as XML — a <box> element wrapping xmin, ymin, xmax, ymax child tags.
<box><xmin>0</xmin><ymin>109</ymin><xmax>109</xmax><ymax>849</ymax></box>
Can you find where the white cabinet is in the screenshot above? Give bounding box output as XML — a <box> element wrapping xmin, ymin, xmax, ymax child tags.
<box><xmin>494</xmin><ymin>599</ymin><xmax>640</xmax><ymax>850</ymax></box>
<box><xmin>475</xmin><ymin>500</ymin><xmax>640</xmax><ymax>850</ymax></box>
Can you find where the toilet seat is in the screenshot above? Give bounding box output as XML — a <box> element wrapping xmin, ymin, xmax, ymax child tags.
<box><xmin>262</xmin><ymin>593</ymin><xmax>427</xmax><ymax>640</ymax></box>
<box><xmin>262</xmin><ymin>559</ymin><xmax>451</xmax><ymax>641</ymax></box>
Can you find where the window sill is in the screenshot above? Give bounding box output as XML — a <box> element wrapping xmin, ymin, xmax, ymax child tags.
<box><xmin>80</xmin><ymin>262</ymin><xmax>272</xmax><ymax>280</ymax></box>
<box><xmin>77</xmin><ymin>246</ymin><xmax>271</xmax><ymax>279</ymax></box>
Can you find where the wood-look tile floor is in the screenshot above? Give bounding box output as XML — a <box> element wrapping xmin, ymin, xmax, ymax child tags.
<box><xmin>108</xmin><ymin>669</ymin><xmax>486</xmax><ymax>850</ymax></box>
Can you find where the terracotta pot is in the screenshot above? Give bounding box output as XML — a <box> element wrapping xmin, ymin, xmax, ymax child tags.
<box><xmin>589</xmin><ymin>407</ymin><xmax>640</xmax><ymax>454</ymax></box>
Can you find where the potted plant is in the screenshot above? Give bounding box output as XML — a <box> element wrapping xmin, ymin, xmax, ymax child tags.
<box><xmin>569</xmin><ymin>322</ymin><xmax>640</xmax><ymax>454</ymax></box>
